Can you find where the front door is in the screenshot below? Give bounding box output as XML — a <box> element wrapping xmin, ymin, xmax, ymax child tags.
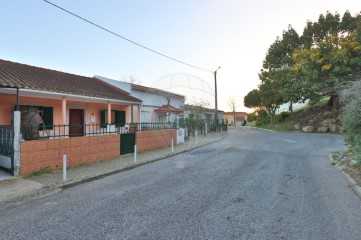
<box><xmin>69</xmin><ymin>109</ymin><xmax>84</xmax><ymax>137</ymax></box>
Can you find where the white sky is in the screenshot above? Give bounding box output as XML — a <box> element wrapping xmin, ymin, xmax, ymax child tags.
<box><xmin>1</xmin><ymin>0</ymin><xmax>361</xmax><ymax>112</ymax></box>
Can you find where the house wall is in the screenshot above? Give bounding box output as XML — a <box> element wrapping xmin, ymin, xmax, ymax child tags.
<box><xmin>0</xmin><ymin>95</ymin><xmax>129</xmax><ymax>126</ymax></box>
<box><xmin>0</xmin><ymin>94</ymin><xmax>16</xmax><ymax>124</ymax></box>
<box><xmin>133</xmin><ymin>90</ymin><xmax>184</xmax><ymax>123</ymax></box>
<box><xmin>136</xmin><ymin>129</ymin><xmax>177</xmax><ymax>152</ymax></box>
<box><xmin>20</xmin><ymin>134</ymin><xmax>120</xmax><ymax>176</ymax></box>
<box><xmin>276</xmin><ymin>100</ymin><xmax>309</xmax><ymax>114</ymax></box>
<box><xmin>223</xmin><ymin>113</ymin><xmax>246</xmax><ymax>125</ymax></box>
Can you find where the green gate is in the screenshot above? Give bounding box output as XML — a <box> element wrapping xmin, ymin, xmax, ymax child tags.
<box><xmin>120</xmin><ymin>133</ymin><xmax>135</xmax><ymax>155</ymax></box>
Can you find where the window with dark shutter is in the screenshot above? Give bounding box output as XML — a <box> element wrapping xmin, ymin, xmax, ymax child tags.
<box><xmin>116</xmin><ymin>111</ymin><xmax>126</xmax><ymax>127</ymax></box>
<box><xmin>40</xmin><ymin>107</ymin><xmax>53</xmax><ymax>130</ymax></box>
<box><xmin>100</xmin><ymin>110</ymin><xmax>106</xmax><ymax>128</ymax></box>
<box><xmin>17</xmin><ymin>105</ymin><xmax>54</xmax><ymax>130</ymax></box>
<box><xmin>100</xmin><ymin>110</ymin><xmax>126</xmax><ymax>127</ymax></box>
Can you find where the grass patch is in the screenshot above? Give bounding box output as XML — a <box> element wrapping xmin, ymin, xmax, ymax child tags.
<box><xmin>257</xmin><ymin>123</ymin><xmax>295</xmax><ymax>132</ymax></box>
<box><xmin>254</xmin><ymin>97</ymin><xmax>336</xmax><ymax>132</ymax></box>
<box><xmin>294</xmin><ymin>96</ymin><xmax>330</xmax><ymax>113</ymax></box>
<box><xmin>247</xmin><ymin>121</ymin><xmax>256</xmax><ymax>127</ymax></box>
<box><xmin>332</xmin><ymin>150</ymin><xmax>361</xmax><ymax>186</ymax></box>
<box><xmin>24</xmin><ymin>168</ymin><xmax>51</xmax><ymax>179</ymax></box>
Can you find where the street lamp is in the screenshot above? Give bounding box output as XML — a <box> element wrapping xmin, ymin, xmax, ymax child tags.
<box><xmin>214</xmin><ymin>66</ymin><xmax>220</xmax><ymax>131</ymax></box>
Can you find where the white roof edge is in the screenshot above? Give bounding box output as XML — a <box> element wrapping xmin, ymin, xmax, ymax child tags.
<box><xmin>94</xmin><ymin>75</ymin><xmax>132</xmax><ymax>94</ymax></box>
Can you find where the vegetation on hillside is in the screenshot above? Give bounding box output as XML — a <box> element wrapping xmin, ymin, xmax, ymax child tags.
<box><xmin>244</xmin><ymin>11</ymin><xmax>361</xmax><ymax>162</ymax></box>
<box><xmin>245</xmin><ymin>11</ymin><xmax>361</xmax><ymax>114</ymax></box>
<box><xmin>339</xmin><ymin>80</ymin><xmax>361</xmax><ymax>162</ymax></box>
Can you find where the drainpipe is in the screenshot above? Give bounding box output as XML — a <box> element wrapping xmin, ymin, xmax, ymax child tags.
<box><xmin>16</xmin><ymin>87</ymin><xmax>19</xmax><ymax>111</ymax></box>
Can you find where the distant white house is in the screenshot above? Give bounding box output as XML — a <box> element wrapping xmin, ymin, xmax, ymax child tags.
<box><xmin>183</xmin><ymin>104</ymin><xmax>224</xmax><ymax>126</ymax></box>
<box><xmin>95</xmin><ymin>76</ymin><xmax>185</xmax><ymax>124</ymax></box>
<box><xmin>276</xmin><ymin>100</ymin><xmax>310</xmax><ymax>114</ymax></box>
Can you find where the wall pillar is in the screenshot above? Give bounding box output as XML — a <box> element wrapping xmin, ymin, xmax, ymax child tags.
<box><xmin>13</xmin><ymin>111</ymin><xmax>21</xmax><ymax>176</ymax></box>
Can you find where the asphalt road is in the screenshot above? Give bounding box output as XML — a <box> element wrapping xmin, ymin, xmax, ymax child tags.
<box><xmin>1</xmin><ymin>127</ymin><xmax>361</xmax><ymax>240</ymax></box>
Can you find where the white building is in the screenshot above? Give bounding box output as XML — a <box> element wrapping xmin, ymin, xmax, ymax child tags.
<box><xmin>95</xmin><ymin>76</ymin><xmax>185</xmax><ymax>124</ymax></box>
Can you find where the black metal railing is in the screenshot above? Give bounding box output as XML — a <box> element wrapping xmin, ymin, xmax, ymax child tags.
<box><xmin>0</xmin><ymin>125</ymin><xmax>14</xmax><ymax>156</ymax></box>
<box><xmin>136</xmin><ymin>122</ymin><xmax>177</xmax><ymax>131</ymax></box>
<box><xmin>21</xmin><ymin>122</ymin><xmax>178</xmax><ymax>141</ymax></box>
<box><xmin>21</xmin><ymin>123</ymin><xmax>118</xmax><ymax>140</ymax></box>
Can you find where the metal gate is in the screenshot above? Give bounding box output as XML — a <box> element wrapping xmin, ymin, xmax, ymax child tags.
<box><xmin>0</xmin><ymin>125</ymin><xmax>14</xmax><ymax>175</ymax></box>
<box><xmin>120</xmin><ymin>133</ymin><xmax>135</xmax><ymax>155</ymax></box>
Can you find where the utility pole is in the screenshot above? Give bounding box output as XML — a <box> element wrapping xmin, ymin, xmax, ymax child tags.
<box><xmin>214</xmin><ymin>67</ymin><xmax>220</xmax><ymax>131</ymax></box>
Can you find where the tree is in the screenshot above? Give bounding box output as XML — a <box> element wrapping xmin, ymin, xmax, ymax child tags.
<box><xmin>186</xmin><ymin>100</ymin><xmax>210</xmax><ymax>131</ymax></box>
<box><xmin>260</xmin><ymin>26</ymin><xmax>303</xmax><ymax>109</ymax></box>
<box><xmin>292</xmin><ymin>11</ymin><xmax>361</xmax><ymax>110</ymax></box>
<box><xmin>244</xmin><ymin>89</ymin><xmax>262</xmax><ymax>110</ymax></box>
<box><xmin>258</xmin><ymin>80</ymin><xmax>284</xmax><ymax>116</ymax></box>
<box><xmin>227</xmin><ymin>96</ymin><xmax>239</xmax><ymax>126</ymax></box>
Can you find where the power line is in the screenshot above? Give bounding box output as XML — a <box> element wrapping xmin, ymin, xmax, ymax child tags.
<box><xmin>41</xmin><ymin>0</ymin><xmax>213</xmax><ymax>73</ymax></box>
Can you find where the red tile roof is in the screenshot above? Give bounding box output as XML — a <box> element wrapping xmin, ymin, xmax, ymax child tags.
<box><xmin>0</xmin><ymin>59</ymin><xmax>141</xmax><ymax>103</ymax></box>
<box><xmin>131</xmin><ymin>83</ymin><xmax>184</xmax><ymax>98</ymax></box>
<box><xmin>154</xmin><ymin>104</ymin><xmax>183</xmax><ymax>113</ymax></box>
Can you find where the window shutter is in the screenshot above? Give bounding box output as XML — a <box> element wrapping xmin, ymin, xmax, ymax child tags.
<box><xmin>116</xmin><ymin>111</ymin><xmax>126</xmax><ymax>127</ymax></box>
<box><xmin>100</xmin><ymin>110</ymin><xmax>106</xmax><ymax>128</ymax></box>
<box><xmin>40</xmin><ymin>107</ymin><xmax>53</xmax><ymax>130</ymax></box>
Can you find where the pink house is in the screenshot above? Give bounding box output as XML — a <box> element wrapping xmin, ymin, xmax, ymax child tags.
<box><xmin>0</xmin><ymin>59</ymin><xmax>142</xmax><ymax>129</ymax></box>
<box><xmin>0</xmin><ymin>59</ymin><xmax>142</xmax><ymax>176</ymax></box>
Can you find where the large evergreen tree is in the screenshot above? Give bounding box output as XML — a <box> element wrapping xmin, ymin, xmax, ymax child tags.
<box><xmin>292</xmin><ymin>11</ymin><xmax>361</xmax><ymax>109</ymax></box>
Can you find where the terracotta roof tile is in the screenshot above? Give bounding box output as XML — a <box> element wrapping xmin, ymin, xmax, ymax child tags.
<box><xmin>0</xmin><ymin>59</ymin><xmax>141</xmax><ymax>103</ymax></box>
<box><xmin>155</xmin><ymin>104</ymin><xmax>183</xmax><ymax>113</ymax></box>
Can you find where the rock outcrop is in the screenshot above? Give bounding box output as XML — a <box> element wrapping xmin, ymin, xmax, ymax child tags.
<box><xmin>302</xmin><ymin>126</ymin><xmax>314</xmax><ymax>133</ymax></box>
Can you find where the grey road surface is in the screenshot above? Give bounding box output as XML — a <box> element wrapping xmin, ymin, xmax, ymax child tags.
<box><xmin>1</xmin><ymin>127</ymin><xmax>361</xmax><ymax>240</ymax></box>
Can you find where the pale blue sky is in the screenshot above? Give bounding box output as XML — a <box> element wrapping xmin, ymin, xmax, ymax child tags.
<box><xmin>1</xmin><ymin>0</ymin><xmax>361</xmax><ymax>112</ymax></box>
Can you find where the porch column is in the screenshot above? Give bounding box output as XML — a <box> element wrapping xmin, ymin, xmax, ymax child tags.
<box><xmin>107</xmin><ymin>102</ymin><xmax>111</xmax><ymax>124</ymax></box>
<box><xmin>130</xmin><ymin>105</ymin><xmax>133</xmax><ymax>123</ymax></box>
<box><xmin>62</xmin><ymin>97</ymin><xmax>67</xmax><ymax>125</ymax></box>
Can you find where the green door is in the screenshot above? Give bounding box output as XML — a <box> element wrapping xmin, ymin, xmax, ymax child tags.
<box><xmin>120</xmin><ymin>133</ymin><xmax>135</xmax><ymax>155</ymax></box>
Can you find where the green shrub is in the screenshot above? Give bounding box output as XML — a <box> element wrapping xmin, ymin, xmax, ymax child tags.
<box><xmin>340</xmin><ymin>80</ymin><xmax>361</xmax><ymax>163</ymax></box>
<box><xmin>275</xmin><ymin>112</ymin><xmax>291</xmax><ymax>122</ymax></box>
<box><xmin>247</xmin><ymin>112</ymin><xmax>257</xmax><ymax>122</ymax></box>
<box><xmin>256</xmin><ymin>112</ymin><xmax>271</xmax><ymax>126</ymax></box>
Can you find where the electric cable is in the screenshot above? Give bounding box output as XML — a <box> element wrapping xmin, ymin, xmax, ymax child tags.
<box><xmin>42</xmin><ymin>0</ymin><xmax>213</xmax><ymax>73</ymax></box>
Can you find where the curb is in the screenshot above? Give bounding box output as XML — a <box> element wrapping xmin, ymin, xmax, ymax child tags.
<box><xmin>62</xmin><ymin>133</ymin><xmax>226</xmax><ymax>189</ymax></box>
<box><xmin>329</xmin><ymin>153</ymin><xmax>361</xmax><ymax>200</ymax></box>
<box><xmin>0</xmin><ymin>133</ymin><xmax>226</xmax><ymax>207</ymax></box>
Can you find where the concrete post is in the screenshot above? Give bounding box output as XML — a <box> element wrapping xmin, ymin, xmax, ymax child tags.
<box><xmin>13</xmin><ymin>111</ymin><xmax>21</xmax><ymax>176</ymax></box>
<box><xmin>63</xmin><ymin>155</ymin><xmax>67</xmax><ymax>183</ymax></box>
